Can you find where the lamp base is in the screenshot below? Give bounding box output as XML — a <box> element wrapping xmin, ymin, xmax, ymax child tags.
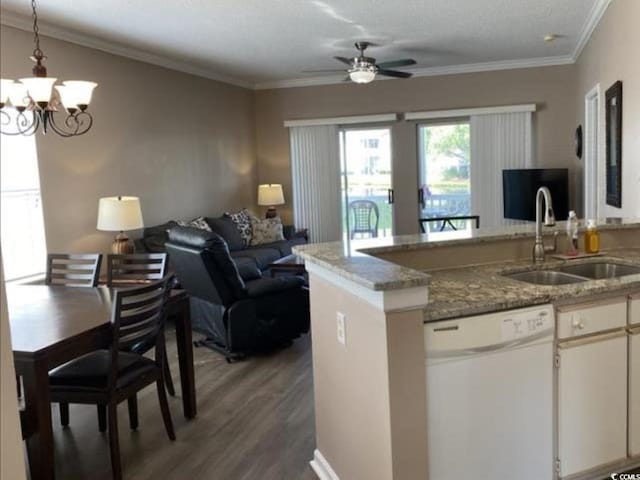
<box><xmin>265</xmin><ymin>207</ymin><xmax>278</xmax><ymax>219</ymax></box>
<box><xmin>111</xmin><ymin>231</ymin><xmax>134</xmax><ymax>254</ymax></box>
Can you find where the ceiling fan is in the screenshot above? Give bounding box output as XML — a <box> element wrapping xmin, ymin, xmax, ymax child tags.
<box><xmin>305</xmin><ymin>42</ymin><xmax>416</xmax><ymax>84</ymax></box>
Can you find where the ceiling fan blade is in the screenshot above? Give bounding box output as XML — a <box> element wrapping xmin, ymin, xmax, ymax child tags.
<box><xmin>334</xmin><ymin>56</ymin><xmax>353</xmax><ymax>65</ymax></box>
<box><xmin>377</xmin><ymin>69</ymin><xmax>413</xmax><ymax>79</ymax></box>
<box><xmin>302</xmin><ymin>69</ymin><xmax>347</xmax><ymax>73</ymax></box>
<box><xmin>376</xmin><ymin>59</ymin><xmax>416</xmax><ymax>69</ymax></box>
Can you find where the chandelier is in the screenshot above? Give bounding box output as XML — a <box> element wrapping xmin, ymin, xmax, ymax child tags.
<box><xmin>0</xmin><ymin>0</ymin><xmax>97</xmax><ymax>137</ymax></box>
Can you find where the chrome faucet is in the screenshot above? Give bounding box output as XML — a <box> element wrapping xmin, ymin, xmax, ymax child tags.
<box><xmin>533</xmin><ymin>186</ymin><xmax>558</xmax><ymax>263</ymax></box>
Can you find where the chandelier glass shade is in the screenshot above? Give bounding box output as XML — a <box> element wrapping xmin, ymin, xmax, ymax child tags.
<box><xmin>0</xmin><ymin>0</ymin><xmax>97</xmax><ymax>137</ymax></box>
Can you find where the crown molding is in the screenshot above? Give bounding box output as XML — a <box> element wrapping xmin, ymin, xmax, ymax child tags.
<box><xmin>571</xmin><ymin>0</ymin><xmax>612</xmax><ymax>61</ymax></box>
<box><xmin>254</xmin><ymin>55</ymin><xmax>575</xmax><ymax>90</ymax></box>
<box><xmin>0</xmin><ymin>10</ymin><xmax>254</xmax><ymax>90</ymax></box>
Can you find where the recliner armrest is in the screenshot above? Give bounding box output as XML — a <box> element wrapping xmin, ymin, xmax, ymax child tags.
<box><xmin>244</xmin><ymin>276</ymin><xmax>305</xmax><ymax>298</ymax></box>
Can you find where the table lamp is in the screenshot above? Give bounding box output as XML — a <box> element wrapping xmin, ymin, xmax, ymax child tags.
<box><xmin>97</xmin><ymin>196</ymin><xmax>144</xmax><ymax>254</ymax></box>
<box><xmin>258</xmin><ymin>184</ymin><xmax>285</xmax><ymax>219</ymax></box>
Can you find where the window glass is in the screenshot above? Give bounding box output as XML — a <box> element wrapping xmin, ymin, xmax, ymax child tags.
<box><xmin>1</xmin><ymin>111</ymin><xmax>47</xmax><ymax>280</ymax></box>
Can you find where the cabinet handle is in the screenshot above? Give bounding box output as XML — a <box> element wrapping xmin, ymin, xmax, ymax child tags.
<box><xmin>572</xmin><ymin>317</ymin><xmax>585</xmax><ymax>330</ymax></box>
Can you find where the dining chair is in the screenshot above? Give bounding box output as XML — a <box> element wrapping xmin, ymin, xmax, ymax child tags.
<box><xmin>17</xmin><ymin>253</ymin><xmax>103</xmax><ymax>398</ymax></box>
<box><xmin>107</xmin><ymin>253</ymin><xmax>175</xmax><ymax>396</ymax></box>
<box><xmin>45</xmin><ymin>253</ymin><xmax>102</xmax><ymax>287</ymax></box>
<box><xmin>49</xmin><ymin>276</ymin><xmax>176</xmax><ymax>480</ymax></box>
<box><xmin>106</xmin><ymin>253</ymin><xmax>168</xmax><ymax>287</ymax></box>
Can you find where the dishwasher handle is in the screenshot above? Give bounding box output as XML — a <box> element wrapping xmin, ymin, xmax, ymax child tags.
<box><xmin>426</xmin><ymin>328</ymin><xmax>553</xmax><ymax>359</ymax></box>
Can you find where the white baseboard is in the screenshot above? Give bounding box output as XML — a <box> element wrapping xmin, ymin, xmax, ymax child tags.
<box><xmin>310</xmin><ymin>449</ymin><xmax>340</xmax><ymax>480</ymax></box>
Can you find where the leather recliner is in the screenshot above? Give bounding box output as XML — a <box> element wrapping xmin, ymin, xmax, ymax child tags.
<box><xmin>165</xmin><ymin>226</ymin><xmax>310</xmax><ymax>360</ymax></box>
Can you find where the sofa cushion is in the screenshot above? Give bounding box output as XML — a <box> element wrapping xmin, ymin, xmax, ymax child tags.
<box><xmin>206</xmin><ymin>216</ymin><xmax>244</xmax><ymax>251</ymax></box>
<box><xmin>231</xmin><ymin>248</ymin><xmax>281</xmax><ymax>270</ymax></box>
<box><xmin>177</xmin><ymin>216</ymin><xmax>212</xmax><ymax>232</ymax></box>
<box><xmin>142</xmin><ymin>221</ymin><xmax>179</xmax><ymax>253</ymax></box>
<box><xmin>247</xmin><ymin>240</ymin><xmax>291</xmax><ymax>257</ymax></box>
<box><xmin>233</xmin><ymin>257</ymin><xmax>262</xmax><ymax>281</ymax></box>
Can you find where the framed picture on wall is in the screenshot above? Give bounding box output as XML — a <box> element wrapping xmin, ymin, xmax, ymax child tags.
<box><xmin>605</xmin><ymin>80</ymin><xmax>622</xmax><ymax>208</ymax></box>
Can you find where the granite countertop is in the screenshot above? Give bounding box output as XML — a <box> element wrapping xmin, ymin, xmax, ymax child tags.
<box><xmin>424</xmin><ymin>248</ymin><xmax>640</xmax><ymax>322</ymax></box>
<box><xmin>293</xmin><ymin>218</ymin><xmax>640</xmax><ymax>292</ymax></box>
<box><xmin>293</xmin><ymin>239</ymin><xmax>431</xmax><ymax>291</ymax></box>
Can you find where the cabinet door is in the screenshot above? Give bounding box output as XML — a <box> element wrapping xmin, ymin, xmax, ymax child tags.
<box><xmin>558</xmin><ymin>335</ymin><xmax>627</xmax><ymax>478</ymax></box>
<box><xmin>631</xmin><ymin>330</ymin><xmax>640</xmax><ymax>457</ymax></box>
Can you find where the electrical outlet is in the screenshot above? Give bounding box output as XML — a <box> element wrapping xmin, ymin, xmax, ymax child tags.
<box><xmin>336</xmin><ymin>312</ymin><xmax>346</xmax><ymax>346</ymax></box>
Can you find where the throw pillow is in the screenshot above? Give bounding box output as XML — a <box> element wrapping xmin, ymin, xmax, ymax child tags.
<box><xmin>177</xmin><ymin>216</ymin><xmax>212</xmax><ymax>232</ymax></box>
<box><xmin>250</xmin><ymin>216</ymin><xmax>285</xmax><ymax>246</ymax></box>
<box><xmin>225</xmin><ymin>208</ymin><xmax>253</xmax><ymax>246</ymax></box>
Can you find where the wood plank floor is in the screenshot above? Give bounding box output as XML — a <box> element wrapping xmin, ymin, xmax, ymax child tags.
<box><xmin>46</xmin><ymin>329</ymin><xmax>318</xmax><ymax>480</ymax></box>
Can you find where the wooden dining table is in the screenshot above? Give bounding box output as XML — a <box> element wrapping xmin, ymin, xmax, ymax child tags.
<box><xmin>7</xmin><ymin>284</ymin><xmax>196</xmax><ymax>480</ymax></box>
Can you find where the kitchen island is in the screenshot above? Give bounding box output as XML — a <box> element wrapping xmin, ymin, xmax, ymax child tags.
<box><xmin>294</xmin><ymin>219</ymin><xmax>640</xmax><ymax>480</ymax></box>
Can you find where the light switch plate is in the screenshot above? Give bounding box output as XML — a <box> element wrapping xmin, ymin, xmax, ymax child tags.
<box><xmin>336</xmin><ymin>312</ymin><xmax>346</xmax><ymax>346</ymax></box>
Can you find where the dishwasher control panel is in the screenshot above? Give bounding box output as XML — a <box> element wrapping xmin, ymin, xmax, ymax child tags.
<box><xmin>501</xmin><ymin>309</ymin><xmax>553</xmax><ymax>342</ymax></box>
<box><xmin>425</xmin><ymin>305</ymin><xmax>554</xmax><ymax>355</ymax></box>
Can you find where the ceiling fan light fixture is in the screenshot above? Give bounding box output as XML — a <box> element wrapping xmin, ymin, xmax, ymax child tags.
<box><xmin>349</xmin><ymin>66</ymin><xmax>376</xmax><ymax>84</ymax></box>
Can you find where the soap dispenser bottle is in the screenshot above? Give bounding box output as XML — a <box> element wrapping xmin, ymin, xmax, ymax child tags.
<box><xmin>566</xmin><ymin>211</ymin><xmax>579</xmax><ymax>256</ymax></box>
<box><xmin>584</xmin><ymin>219</ymin><xmax>600</xmax><ymax>254</ymax></box>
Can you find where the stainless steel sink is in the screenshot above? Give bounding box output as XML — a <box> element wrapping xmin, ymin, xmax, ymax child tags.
<box><xmin>503</xmin><ymin>270</ymin><xmax>588</xmax><ymax>286</ymax></box>
<box><xmin>559</xmin><ymin>262</ymin><xmax>640</xmax><ymax>279</ymax></box>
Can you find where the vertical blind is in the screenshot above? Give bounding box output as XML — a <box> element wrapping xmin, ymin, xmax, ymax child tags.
<box><xmin>289</xmin><ymin>125</ymin><xmax>342</xmax><ymax>243</ymax></box>
<box><xmin>470</xmin><ymin>112</ymin><xmax>533</xmax><ymax>228</ymax></box>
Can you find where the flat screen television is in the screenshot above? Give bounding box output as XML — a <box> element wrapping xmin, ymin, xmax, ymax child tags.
<box><xmin>503</xmin><ymin>168</ymin><xmax>569</xmax><ymax>221</ymax></box>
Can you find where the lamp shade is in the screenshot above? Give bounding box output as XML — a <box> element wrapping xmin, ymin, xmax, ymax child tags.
<box><xmin>258</xmin><ymin>184</ymin><xmax>285</xmax><ymax>206</ymax></box>
<box><xmin>96</xmin><ymin>196</ymin><xmax>144</xmax><ymax>232</ymax></box>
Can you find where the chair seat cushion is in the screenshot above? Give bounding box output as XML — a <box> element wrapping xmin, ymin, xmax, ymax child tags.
<box><xmin>230</xmin><ymin>248</ymin><xmax>281</xmax><ymax>270</ymax></box>
<box><xmin>245</xmin><ymin>276</ymin><xmax>305</xmax><ymax>298</ymax></box>
<box><xmin>49</xmin><ymin>350</ymin><xmax>157</xmax><ymax>391</ymax></box>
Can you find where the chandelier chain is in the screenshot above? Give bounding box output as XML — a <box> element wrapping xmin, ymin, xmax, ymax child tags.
<box><xmin>31</xmin><ymin>0</ymin><xmax>43</xmax><ymax>58</ymax></box>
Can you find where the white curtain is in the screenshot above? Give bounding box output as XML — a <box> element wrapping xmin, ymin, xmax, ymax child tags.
<box><xmin>470</xmin><ymin>112</ymin><xmax>533</xmax><ymax>228</ymax></box>
<box><xmin>289</xmin><ymin>125</ymin><xmax>341</xmax><ymax>243</ymax></box>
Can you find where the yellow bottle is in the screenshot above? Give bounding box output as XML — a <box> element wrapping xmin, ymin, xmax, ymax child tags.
<box><xmin>584</xmin><ymin>220</ymin><xmax>600</xmax><ymax>254</ymax></box>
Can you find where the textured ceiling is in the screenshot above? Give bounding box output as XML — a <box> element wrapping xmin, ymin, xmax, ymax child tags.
<box><xmin>0</xmin><ymin>0</ymin><xmax>602</xmax><ymax>88</ymax></box>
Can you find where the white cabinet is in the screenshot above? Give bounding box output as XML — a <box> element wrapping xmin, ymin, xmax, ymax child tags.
<box><xmin>630</xmin><ymin>326</ymin><xmax>640</xmax><ymax>458</ymax></box>
<box><xmin>558</xmin><ymin>334</ymin><xmax>628</xmax><ymax>477</ymax></box>
<box><xmin>556</xmin><ymin>296</ymin><xmax>629</xmax><ymax>478</ymax></box>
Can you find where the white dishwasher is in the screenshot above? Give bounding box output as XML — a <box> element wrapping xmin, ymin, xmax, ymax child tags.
<box><xmin>425</xmin><ymin>305</ymin><xmax>554</xmax><ymax>480</ymax></box>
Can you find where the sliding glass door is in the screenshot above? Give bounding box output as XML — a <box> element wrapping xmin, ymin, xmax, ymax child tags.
<box><xmin>418</xmin><ymin>121</ymin><xmax>471</xmax><ymax>232</ymax></box>
<box><xmin>340</xmin><ymin>127</ymin><xmax>394</xmax><ymax>240</ymax></box>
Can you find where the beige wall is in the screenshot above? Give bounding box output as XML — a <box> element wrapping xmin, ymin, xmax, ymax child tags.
<box><xmin>0</xmin><ymin>251</ymin><xmax>27</xmax><ymax>480</ymax></box>
<box><xmin>309</xmin><ymin>271</ymin><xmax>427</xmax><ymax>480</ymax></box>
<box><xmin>0</xmin><ymin>25</ymin><xmax>257</xmax><ymax>253</ymax></box>
<box><xmin>256</xmin><ymin>65</ymin><xmax>578</xmax><ymax>233</ymax></box>
<box><xmin>575</xmin><ymin>0</ymin><xmax>640</xmax><ymax>218</ymax></box>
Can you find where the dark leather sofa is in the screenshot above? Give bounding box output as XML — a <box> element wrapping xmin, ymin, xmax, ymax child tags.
<box><xmin>165</xmin><ymin>226</ymin><xmax>310</xmax><ymax>360</ymax></box>
<box><xmin>135</xmin><ymin>216</ymin><xmax>307</xmax><ymax>280</ymax></box>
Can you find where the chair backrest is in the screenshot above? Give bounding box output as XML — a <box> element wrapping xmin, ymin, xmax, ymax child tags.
<box><xmin>107</xmin><ymin>253</ymin><xmax>168</xmax><ymax>287</ymax></box>
<box><xmin>45</xmin><ymin>253</ymin><xmax>102</xmax><ymax>287</ymax></box>
<box><xmin>110</xmin><ymin>276</ymin><xmax>172</xmax><ymax>366</ymax></box>
<box><xmin>165</xmin><ymin>226</ymin><xmax>246</xmax><ymax>307</ymax></box>
<box><xmin>349</xmin><ymin>200</ymin><xmax>379</xmax><ymax>235</ymax></box>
